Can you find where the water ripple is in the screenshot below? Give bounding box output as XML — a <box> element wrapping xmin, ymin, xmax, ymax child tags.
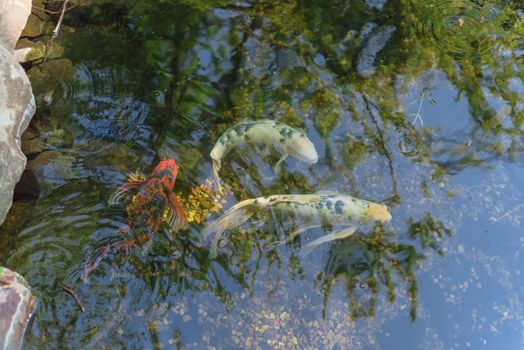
<box><xmin>54</xmin><ymin>63</ymin><xmax>152</xmax><ymax>145</ymax></box>
<box><xmin>417</xmin><ymin>0</ymin><xmax>515</xmax><ymax>60</ymax></box>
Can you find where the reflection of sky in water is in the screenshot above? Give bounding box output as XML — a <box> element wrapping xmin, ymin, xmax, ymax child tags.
<box><xmin>383</xmin><ymin>162</ymin><xmax>524</xmax><ymax>349</ymax></box>
<box><xmin>399</xmin><ymin>69</ymin><xmax>472</xmax><ymax>134</ymax></box>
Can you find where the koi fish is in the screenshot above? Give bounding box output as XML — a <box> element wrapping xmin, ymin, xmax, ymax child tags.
<box><xmin>210</xmin><ymin>120</ymin><xmax>318</xmax><ymax>193</ymax></box>
<box><xmin>84</xmin><ymin>159</ymin><xmax>188</xmax><ymax>278</ymax></box>
<box><xmin>202</xmin><ymin>192</ymin><xmax>391</xmax><ymax>258</ymax></box>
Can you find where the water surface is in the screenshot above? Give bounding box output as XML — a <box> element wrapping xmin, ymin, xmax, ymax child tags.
<box><xmin>2</xmin><ymin>0</ymin><xmax>524</xmax><ymax>349</ymax></box>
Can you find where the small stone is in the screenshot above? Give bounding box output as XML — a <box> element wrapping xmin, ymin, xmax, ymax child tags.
<box><xmin>0</xmin><ymin>0</ymin><xmax>32</xmax><ymax>50</ymax></box>
<box><xmin>279</xmin><ymin>312</ymin><xmax>290</xmax><ymax>321</ymax></box>
<box><xmin>0</xmin><ymin>267</ymin><xmax>37</xmax><ymax>350</ymax></box>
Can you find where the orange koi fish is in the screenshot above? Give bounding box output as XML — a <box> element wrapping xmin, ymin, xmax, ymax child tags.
<box><xmin>84</xmin><ymin>159</ymin><xmax>188</xmax><ymax>278</ymax></box>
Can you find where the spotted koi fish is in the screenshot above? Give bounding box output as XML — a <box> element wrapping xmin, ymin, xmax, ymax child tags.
<box><xmin>84</xmin><ymin>159</ymin><xmax>188</xmax><ymax>278</ymax></box>
<box><xmin>210</xmin><ymin>120</ymin><xmax>318</xmax><ymax>194</ymax></box>
<box><xmin>202</xmin><ymin>192</ymin><xmax>391</xmax><ymax>258</ymax></box>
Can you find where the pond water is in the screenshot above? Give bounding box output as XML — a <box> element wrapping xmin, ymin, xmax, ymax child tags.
<box><xmin>2</xmin><ymin>0</ymin><xmax>524</xmax><ymax>349</ymax></box>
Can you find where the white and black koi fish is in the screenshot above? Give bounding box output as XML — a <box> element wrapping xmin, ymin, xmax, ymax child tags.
<box><xmin>210</xmin><ymin>119</ymin><xmax>318</xmax><ymax>194</ymax></box>
<box><xmin>201</xmin><ymin>192</ymin><xmax>391</xmax><ymax>258</ymax></box>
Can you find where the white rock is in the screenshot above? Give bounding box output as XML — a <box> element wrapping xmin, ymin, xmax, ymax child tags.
<box><xmin>0</xmin><ymin>0</ymin><xmax>35</xmax><ymax>225</ymax></box>
<box><xmin>0</xmin><ymin>2</ymin><xmax>37</xmax><ymax>349</ymax></box>
<box><xmin>13</xmin><ymin>47</ymin><xmax>32</xmax><ymax>63</ymax></box>
<box><xmin>0</xmin><ymin>0</ymin><xmax>32</xmax><ymax>51</ymax></box>
<box><xmin>0</xmin><ymin>47</ymin><xmax>35</xmax><ymax>225</ymax></box>
<box><xmin>0</xmin><ymin>267</ymin><xmax>37</xmax><ymax>350</ymax></box>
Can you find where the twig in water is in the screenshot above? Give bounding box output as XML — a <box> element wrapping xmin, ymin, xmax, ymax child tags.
<box><xmin>59</xmin><ymin>284</ymin><xmax>85</xmax><ymax>312</ymax></box>
<box><xmin>52</xmin><ymin>0</ymin><xmax>70</xmax><ymax>41</ymax></box>
<box><xmin>407</xmin><ymin>87</ymin><xmax>437</xmax><ymax>135</ymax></box>
<box><xmin>44</xmin><ymin>0</ymin><xmax>70</xmax><ymax>62</ymax></box>
<box><xmin>362</xmin><ymin>94</ymin><xmax>400</xmax><ymax>203</ymax></box>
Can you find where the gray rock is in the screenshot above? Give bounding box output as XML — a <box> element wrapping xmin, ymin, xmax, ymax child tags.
<box><xmin>0</xmin><ymin>0</ymin><xmax>32</xmax><ymax>51</ymax></box>
<box><xmin>0</xmin><ymin>45</ymin><xmax>36</xmax><ymax>225</ymax></box>
<box><xmin>0</xmin><ymin>267</ymin><xmax>37</xmax><ymax>350</ymax></box>
<box><xmin>0</xmin><ymin>0</ymin><xmax>35</xmax><ymax>225</ymax></box>
<box><xmin>0</xmin><ymin>0</ymin><xmax>38</xmax><ymax>347</ymax></box>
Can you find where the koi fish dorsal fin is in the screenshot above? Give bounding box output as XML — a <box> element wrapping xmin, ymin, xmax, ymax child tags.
<box><xmin>108</xmin><ymin>181</ymin><xmax>144</xmax><ymax>206</ymax></box>
<box><xmin>166</xmin><ymin>192</ymin><xmax>189</xmax><ymax>230</ymax></box>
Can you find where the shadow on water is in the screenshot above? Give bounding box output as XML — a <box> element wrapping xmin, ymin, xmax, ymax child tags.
<box><xmin>1</xmin><ymin>0</ymin><xmax>524</xmax><ymax>348</ymax></box>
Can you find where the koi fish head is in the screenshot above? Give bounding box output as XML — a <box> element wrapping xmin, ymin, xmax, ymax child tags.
<box><xmin>210</xmin><ymin>144</ymin><xmax>224</xmax><ymax>162</ymax></box>
<box><xmin>288</xmin><ymin>133</ymin><xmax>318</xmax><ymax>164</ymax></box>
<box><xmin>152</xmin><ymin>159</ymin><xmax>180</xmax><ymax>190</ymax></box>
<box><xmin>365</xmin><ymin>203</ymin><xmax>392</xmax><ymax>223</ymax></box>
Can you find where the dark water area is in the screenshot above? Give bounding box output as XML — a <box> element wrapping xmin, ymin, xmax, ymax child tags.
<box><xmin>2</xmin><ymin>0</ymin><xmax>524</xmax><ymax>348</ymax></box>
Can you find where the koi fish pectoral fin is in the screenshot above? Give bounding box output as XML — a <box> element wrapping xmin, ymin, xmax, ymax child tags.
<box><xmin>83</xmin><ymin>238</ymin><xmax>128</xmax><ymax>281</ymax></box>
<box><xmin>299</xmin><ymin>225</ymin><xmax>357</xmax><ymax>258</ymax></box>
<box><xmin>263</xmin><ymin>223</ymin><xmax>319</xmax><ymax>249</ymax></box>
<box><xmin>275</xmin><ymin>223</ymin><xmax>321</xmax><ymax>247</ymax></box>
<box><xmin>273</xmin><ymin>153</ymin><xmax>288</xmax><ymax>174</ymax></box>
<box><xmin>108</xmin><ymin>181</ymin><xmax>144</xmax><ymax>206</ymax></box>
<box><xmin>167</xmin><ymin>192</ymin><xmax>189</xmax><ymax>230</ymax></box>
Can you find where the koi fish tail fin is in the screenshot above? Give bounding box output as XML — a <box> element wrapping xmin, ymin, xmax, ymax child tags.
<box><xmin>167</xmin><ymin>193</ymin><xmax>189</xmax><ymax>230</ymax></box>
<box><xmin>108</xmin><ymin>180</ymin><xmax>144</xmax><ymax>206</ymax></box>
<box><xmin>201</xmin><ymin>199</ymin><xmax>256</xmax><ymax>258</ymax></box>
<box><xmin>82</xmin><ymin>231</ymin><xmax>131</xmax><ymax>282</ymax></box>
<box><xmin>83</xmin><ymin>245</ymin><xmax>110</xmax><ymax>281</ymax></box>
<box><xmin>211</xmin><ymin>158</ymin><xmax>223</xmax><ymax>195</ymax></box>
<box><xmin>82</xmin><ymin>240</ymin><xmax>123</xmax><ymax>281</ymax></box>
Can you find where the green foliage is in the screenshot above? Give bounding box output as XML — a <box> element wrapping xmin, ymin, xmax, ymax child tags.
<box><xmin>408</xmin><ymin>214</ymin><xmax>452</xmax><ymax>256</ymax></box>
<box><xmin>315</xmin><ymin>222</ymin><xmax>435</xmax><ymax>321</ymax></box>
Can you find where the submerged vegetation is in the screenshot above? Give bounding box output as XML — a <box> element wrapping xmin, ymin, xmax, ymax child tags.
<box><xmin>2</xmin><ymin>0</ymin><xmax>524</xmax><ymax>348</ymax></box>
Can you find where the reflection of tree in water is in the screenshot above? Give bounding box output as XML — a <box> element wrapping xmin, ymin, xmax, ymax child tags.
<box><xmin>15</xmin><ymin>0</ymin><xmax>524</xmax><ymax>347</ymax></box>
<box><xmin>315</xmin><ymin>214</ymin><xmax>451</xmax><ymax>321</ymax></box>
